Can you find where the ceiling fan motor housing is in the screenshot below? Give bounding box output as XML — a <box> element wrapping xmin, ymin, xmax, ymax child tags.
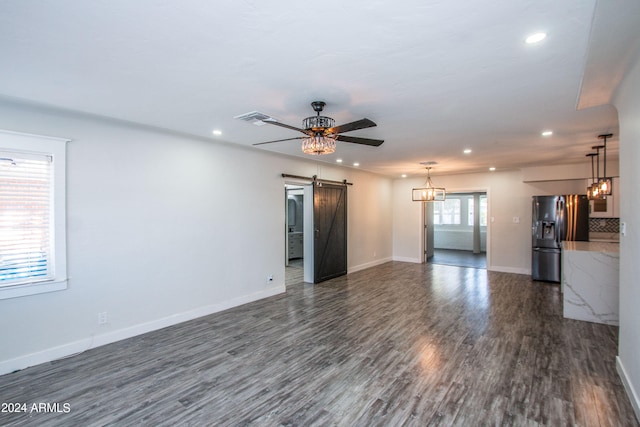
<box><xmin>303</xmin><ymin>115</ymin><xmax>335</xmax><ymax>132</ymax></box>
<box><xmin>311</xmin><ymin>101</ymin><xmax>326</xmax><ymax>112</ymax></box>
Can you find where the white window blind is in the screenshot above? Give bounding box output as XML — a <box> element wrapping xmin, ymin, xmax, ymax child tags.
<box><xmin>0</xmin><ymin>152</ymin><xmax>53</xmax><ymax>286</ymax></box>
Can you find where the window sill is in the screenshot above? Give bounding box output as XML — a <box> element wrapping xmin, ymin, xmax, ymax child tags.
<box><xmin>0</xmin><ymin>279</ymin><xmax>68</xmax><ymax>300</ymax></box>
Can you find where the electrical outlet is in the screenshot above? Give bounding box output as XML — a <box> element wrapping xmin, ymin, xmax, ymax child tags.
<box><xmin>513</xmin><ymin>216</ymin><xmax>520</xmax><ymax>224</ymax></box>
<box><xmin>98</xmin><ymin>311</ymin><xmax>108</xmax><ymax>325</ymax></box>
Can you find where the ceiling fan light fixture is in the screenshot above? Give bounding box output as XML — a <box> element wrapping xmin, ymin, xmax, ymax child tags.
<box><xmin>302</xmin><ymin>133</ymin><xmax>336</xmax><ymax>155</ymax></box>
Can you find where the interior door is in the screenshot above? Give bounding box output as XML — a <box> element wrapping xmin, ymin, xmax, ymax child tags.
<box><xmin>313</xmin><ymin>183</ymin><xmax>347</xmax><ymax>283</ymax></box>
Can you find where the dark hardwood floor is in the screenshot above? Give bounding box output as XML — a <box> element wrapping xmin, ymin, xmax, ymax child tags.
<box><xmin>431</xmin><ymin>249</ymin><xmax>487</xmax><ymax>269</ymax></box>
<box><xmin>1</xmin><ymin>262</ymin><xmax>637</xmax><ymax>426</ymax></box>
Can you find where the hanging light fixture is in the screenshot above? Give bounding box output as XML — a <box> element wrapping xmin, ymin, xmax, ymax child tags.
<box><xmin>597</xmin><ymin>133</ymin><xmax>613</xmax><ymax>196</ymax></box>
<box><xmin>299</xmin><ymin>105</ymin><xmax>337</xmax><ymax>155</ymax></box>
<box><xmin>590</xmin><ymin>144</ymin><xmax>605</xmax><ymax>199</ymax></box>
<box><xmin>586</xmin><ymin>152</ymin><xmax>599</xmax><ymax>200</ymax></box>
<box><xmin>301</xmin><ymin>132</ymin><xmax>336</xmax><ymax>155</ymax></box>
<box><xmin>412</xmin><ymin>167</ymin><xmax>446</xmax><ymax>202</ymax></box>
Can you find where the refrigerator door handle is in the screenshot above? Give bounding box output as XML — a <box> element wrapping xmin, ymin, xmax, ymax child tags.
<box><xmin>556</xmin><ymin>197</ymin><xmax>565</xmax><ymax>245</ymax></box>
<box><xmin>532</xmin><ymin>199</ymin><xmax>538</xmax><ymax>239</ymax></box>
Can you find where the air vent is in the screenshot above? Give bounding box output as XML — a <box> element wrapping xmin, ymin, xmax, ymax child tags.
<box><xmin>234</xmin><ymin>111</ymin><xmax>273</xmax><ymax>125</ymax></box>
<box><xmin>420</xmin><ymin>161</ymin><xmax>438</xmax><ymax>165</ymax></box>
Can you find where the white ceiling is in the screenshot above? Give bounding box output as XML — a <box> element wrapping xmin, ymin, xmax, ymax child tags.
<box><xmin>1</xmin><ymin>0</ymin><xmax>638</xmax><ymax>178</ymax></box>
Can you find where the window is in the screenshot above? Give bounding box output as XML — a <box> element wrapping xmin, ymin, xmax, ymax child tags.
<box><xmin>433</xmin><ymin>198</ymin><xmax>461</xmax><ymax>225</ymax></box>
<box><xmin>479</xmin><ymin>196</ymin><xmax>487</xmax><ymax>226</ymax></box>
<box><xmin>0</xmin><ymin>130</ymin><xmax>68</xmax><ymax>299</ymax></box>
<box><xmin>467</xmin><ymin>196</ymin><xmax>488</xmax><ymax>226</ymax></box>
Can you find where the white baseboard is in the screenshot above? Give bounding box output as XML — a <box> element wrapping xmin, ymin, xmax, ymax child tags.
<box><xmin>617</xmin><ymin>356</ymin><xmax>640</xmax><ymax>423</ymax></box>
<box><xmin>348</xmin><ymin>257</ymin><xmax>393</xmax><ymax>273</ymax></box>
<box><xmin>488</xmin><ymin>265</ymin><xmax>530</xmax><ymax>275</ymax></box>
<box><xmin>392</xmin><ymin>256</ymin><xmax>422</xmax><ymax>263</ymax></box>
<box><xmin>0</xmin><ymin>285</ymin><xmax>285</xmax><ymax>376</ymax></box>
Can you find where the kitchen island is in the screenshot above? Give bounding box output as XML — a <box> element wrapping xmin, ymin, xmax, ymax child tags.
<box><xmin>561</xmin><ymin>241</ymin><xmax>619</xmax><ymax>325</ymax></box>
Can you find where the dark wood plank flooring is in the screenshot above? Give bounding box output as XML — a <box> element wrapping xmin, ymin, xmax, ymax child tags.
<box><xmin>431</xmin><ymin>249</ymin><xmax>487</xmax><ymax>269</ymax></box>
<box><xmin>1</xmin><ymin>262</ymin><xmax>637</xmax><ymax>426</ymax></box>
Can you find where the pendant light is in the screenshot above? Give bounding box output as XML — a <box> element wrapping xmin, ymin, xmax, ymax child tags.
<box><xmin>590</xmin><ymin>144</ymin><xmax>605</xmax><ymax>199</ymax></box>
<box><xmin>412</xmin><ymin>167</ymin><xmax>446</xmax><ymax>202</ymax></box>
<box><xmin>586</xmin><ymin>153</ymin><xmax>598</xmax><ymax>200</ymax></box>
<box><xmin>597</xmin><ymin>133</ymin><xmax>613</xmax><ymax>196</ymax></box>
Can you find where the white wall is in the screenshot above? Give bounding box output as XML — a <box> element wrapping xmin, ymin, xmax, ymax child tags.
<box><xmin>613</xmin><ymin>52</ymin><xmax>640</xmax><ymax>418</ymax></box>
<box><xmin>0</xmin><ymin>98</ymin><xmax>393</xmax><ymax>374</ymax></box>
<box><xmin>521</xmin><ymin>162</ymin><xmax>619</xmax><ymax>182</ymax></box>
<box><xmin>393</xmin><ymin>170</ymin><xmax>591</xmax><ymax>274</ymax></box>
<box><xmin>434</xmin><ymin>228</ymin><xmax>486</xmax><ymax>251</ymax></box>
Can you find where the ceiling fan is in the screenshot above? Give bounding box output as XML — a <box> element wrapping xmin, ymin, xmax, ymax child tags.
<box><xmin>242</xmin><ymin>101</ymin><xmax>384</xmax><ymax>155</ymax></box>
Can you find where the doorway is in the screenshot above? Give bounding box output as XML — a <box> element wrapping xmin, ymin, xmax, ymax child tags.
<box><xmin>427</xmin><ymin>192</ymin><xmax>488</xmax><ymax>269</ymax></box>
<box><xmin>284</xmin><ymin>181</ymin><xmax>348</xmax><ymax>285</ymax></box>
<box><xmin>285</xmin><ymin>185</ymin><xmax>306</xmax><ymax>286</ymax></box>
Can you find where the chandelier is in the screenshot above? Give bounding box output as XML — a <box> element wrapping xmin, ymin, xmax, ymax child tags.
<box><xmin>302</xmin><ymin>133</ymin><xmax>337</xmax><ymax>155</ymax></box>
<box><xmin>412</xmin><ymin>167</ymin><xmax>446</xmax><ymax>202</ymax></box>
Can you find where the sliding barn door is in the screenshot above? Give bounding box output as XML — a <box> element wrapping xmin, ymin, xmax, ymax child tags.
<box><xmin>313</xmin><ymin>183</ymin><xmax>347</xmax><ymax>283</ymax></box>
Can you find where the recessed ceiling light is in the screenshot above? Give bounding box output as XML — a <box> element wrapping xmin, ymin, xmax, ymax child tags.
<box><xmin>463</xmin><ymin>149</ymin><xmax>472</xmax><ymax>154</ymax></box>
<box><xmin>489</xmin><ymin>167</ymin><xmax>496</xmax><ymax>171</ymax></box>
<box><xmin>401</xmin><ymin>174</ymin><xmax>407</xmax><ymax>178</ymax></box>
<box><xmin>525</xmin><ymin>32</ymin><xmax>547</xmax><ymax>44</ymax></box>
<box><xmin>212</xmin><ymin>130</ymin><xmax>222</xmax><ymax>135</ymax></box>
<box><xmin>541</xmin><ymin>130</ymin><xmax>553</xmax><ymax>137</ymax></box>
<box><xmin>353</xmin><ymin>162</ymin><xmax>360</xmax><ymax>167</ymax></box>
<box><xmin>336</xmin><ymin>159</ymin><xmax>343</xmax><ymax>163</ymax></box>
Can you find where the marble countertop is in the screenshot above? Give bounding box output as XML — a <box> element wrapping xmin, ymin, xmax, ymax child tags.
<box><xmin>562</xmin><ymin>240</ymin><xmax>620</xmax><ymax>326</ymax></box>
<box><xmin>562</xmin><ymin>240</ymin><xmax>619</xmax><ymax>254</ymax></box>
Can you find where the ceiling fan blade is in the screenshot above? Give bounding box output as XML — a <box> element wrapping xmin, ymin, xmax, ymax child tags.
<box><xmin>262</xmin><ymin>118</ymin><xmax>310</xmax><ymax>135</ymax></box>
<box><xmin>336</xmin><ymin>135</ymin><xmax>384</xmax><ymax>147</ymax></box>
<box><xmin>328</xmin><ymin>118</ymin><xmax>377</xmax><ymax>134</ymax></box>
<box><xmin>252</xmin><ymin>136</ymin><xmax>304</xmax><ymax>146</ymax></box>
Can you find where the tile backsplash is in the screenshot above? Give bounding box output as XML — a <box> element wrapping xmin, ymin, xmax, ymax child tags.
<box><xmin>589</xmin><ymin>217</ymin><xmax>620</xmax><ymax>233</ymax></box>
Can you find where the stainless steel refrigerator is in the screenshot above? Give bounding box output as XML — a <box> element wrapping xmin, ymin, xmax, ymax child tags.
<box><xmin>531</xmin><ymin>195</ymin><xmax>589</xmax><ymax>282</ymax></box>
